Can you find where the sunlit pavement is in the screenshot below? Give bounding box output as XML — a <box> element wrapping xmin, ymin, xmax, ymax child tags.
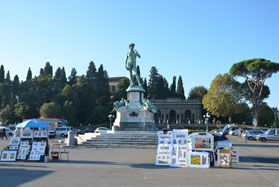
<box><xmin>0</xmin><ymin>136</ymin><xmax>279</xmax><ymax>187</ymax></box>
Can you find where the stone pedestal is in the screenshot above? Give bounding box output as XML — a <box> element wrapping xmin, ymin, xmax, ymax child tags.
<box><xmin>112</xmin><ymin>85</ymin><xmax>156</xmax><ymax>131</ymax></box>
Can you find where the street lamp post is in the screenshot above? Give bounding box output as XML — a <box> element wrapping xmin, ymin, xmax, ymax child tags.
<box><xmin>108</xmin><ymin>114</ymin><xmax>114</xmax><ymax>129</ymax></box>
<box><xmin>203</xmin><ymin>112</ymin><xmax>210</xmax><ymax>132</ymax></box>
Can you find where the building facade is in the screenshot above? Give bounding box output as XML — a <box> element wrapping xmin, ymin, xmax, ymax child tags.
<box><xmin>151</xmin><ymin>98</ymin><xmax>202</xmax><ymax>124</ymax></box>
<box><xmin>108</xmin><ymin>77</ymin><xmax>126</xmax><ymax>95</ymax></box>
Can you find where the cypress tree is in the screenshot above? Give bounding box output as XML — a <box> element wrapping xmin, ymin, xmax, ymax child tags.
<box><xmin>177</xmin><ymin>76</ymin><xmax>185</xmax><ymax>99</ymax></box>
<box><xmin>274</xmin><ymin>109</ymin><xmax>278</xmax><ymax>128</ymax></box>
<box><xmin>0</xmin><ymin>65</ymin><xmax>5</xmax><ymax>83</ymax></box>
<box><xmin>68</xmin><ymin>68</ymin><xmax>77</xmax><ymax>85</ymax></box>
<box><xmin>5</xmin><ymin>71</ymin><xmax>11</xmax><ymax>83</ymax></box>
<box><xmin>26</xmin><ymin>68</ymin><xmax>32</xmax><ymax>80</ymax></box>
<box><xmin>170</xmin><ymin>76</ymin><xmax>176</xmax><ymax>97</ymax></box>
<box><xmin>44</xmin><ymin>62</ymin><xmax>53</xmax><ymax>77</ymax></box>
<box><xmin>86</xmin><ymin>61</ymin><xmax>97</xmax><ymax>81</ymax></box>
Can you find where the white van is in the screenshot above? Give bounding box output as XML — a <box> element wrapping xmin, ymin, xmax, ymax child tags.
<box><xmin>54</xmin><ymin>126</ymin><xmax>77</xmax><ymax>137</ymax></box>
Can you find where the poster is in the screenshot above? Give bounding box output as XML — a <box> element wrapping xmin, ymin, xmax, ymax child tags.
<box><xmin>17</xmin><ymin>141</ymin><xmax>30</xmax><ymax>160</ymax></box>
<box><xmin>177</xmin><ymin>145</ymin><xmax>188</xmax><ymax>167</ymax></box>
<box><xmin>0</xmin><ymin>150</ymin><xmax>17</xmax><ymax>161</ymax></box>
<box><xmin>188</xmin><ymin>152</ymin><xmax>209</xmax><ymax>168</ymax></box>
<box><xmin>9</xmin><ymin>146</ymin><xmax>19</xmax><ymax>150</ymax></box>
<box><xmin>191</xmin><ymin>135</ymin><xmax>214</xmax><ymax>151</ymax></box>
<box><xmin>10</xmin><ymin>137</ymin><xmax>20</xmax><ymax>146</ymax></box>
<box><xmin>217</xmin><ymin>149</ymin><xmax>230</xmax><ymax>167</ymax></box>
<box><xmin>20</xmin><ymin>129</ymin><xmax>33</xmax><ymax>139</ymax></box>
<box><xmin>170</xmin><ymin>145</ymin><xmax>179</xmax><ymax>167</ymax></box>
<box><xmin>28</xmin><ymin>141</ymin><xmax>46</xmax><ymax>161</ymax></box>
<box><xmin>156</xmin><ymin>131</ymin><xmax>172</xmax><ymax>166</ymax></box>
<box><xmin>28</xmin><ymin>151</ymin><xmax>41</xmax><ymax>161</ymax></box>
<box><xmin>34</xmin><ymin>130</ymin><xmax>48</xmax><ymax>138</ymax></box>
<box><xmin>172</xmin><ymin>129</ymin><xmax>188</xmax><ymax>145</ymax></box>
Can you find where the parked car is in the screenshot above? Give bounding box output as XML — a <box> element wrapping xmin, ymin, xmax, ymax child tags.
<box><xmin>48</xmin><ymin>129</ymin><xmax>56</xmax><ymax>139</ymax></box>
<box><xmin>228</xmin><ymin>127</ymin><xmax>239</xmax><ymax>135</ymax></box>
<box><xmin>189</xmin><ymin>132</ymin><xmax>232</xmax><ymax>151</ymax></box>
<box><xmin>245</xmin><ymin>130</ymin><xmax>265</xmax><ymax>140</ymax></box>
<box><xmin>256</xmin><ymin>128</ymin><xmax>279</xmax><ymax>142</ymax></box>
<box><xmin>55</xmin><ymin>126</ymin><xmax>77</xmax><ymax>137</ymax></box>
<box><xmin>78</xmin><ymin>127</ymin><xmax>95</xmax><ymax>135</ymax></box>
<box><xmin>94</xmin><ymin>127</ymin><xmax>111</xmax><ymax>133</ymax></box>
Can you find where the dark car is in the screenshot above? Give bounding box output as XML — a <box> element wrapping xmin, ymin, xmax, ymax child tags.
<box><xmin>78</xmin><ymin>128</ymin><xmax>95</xmax><ymax>135</ymax></box>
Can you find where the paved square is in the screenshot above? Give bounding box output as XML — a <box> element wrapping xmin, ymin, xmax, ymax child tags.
<box><xmin>0</xmin><ymin>136</ymin><xmax>278</xmax><ymax>187</ymax></box>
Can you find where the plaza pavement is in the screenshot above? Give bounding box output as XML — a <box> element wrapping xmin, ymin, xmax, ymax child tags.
<box><xmin>0</xmin><ymin>135</ymin><xmax>278</xmax><ymax>187</ymax></box>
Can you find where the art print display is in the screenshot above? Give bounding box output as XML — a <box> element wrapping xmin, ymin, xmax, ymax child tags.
<box><xmin>188</xmin><ymin>152</ymin><xmax>209</xmax><ymax>168</ymax></box>
<box><xmin>156</xmin><ymin>131</ymin><xmax>173</xmax><ymax>166</ymax></box>
<box><xmin>28</xmin><ymin>151</ymin><xmax>41</xmax><ymax>161</ymax></box>
<box><xmin>9</xmin><ymin>146</ymin><xmax>19</xmax><ymax>150</ymax></box>
<box><xmin>157</xmin><ymin>131</ymin><xmax>172</xmax><ymax>145</ymax></box>
<box><xmin>177</xmin><ymin>145</ymin><xmax>188</xmax><ymax>167</ymax></box>
<box><xmin>170</xmin><ymin>145</ymin><xmax>179</xmax><ymax>167</ymax></box>
<box><xmin>0</xmin><ymin>150</ymin><xmax>17</xmax><ymax>162</ymax></box>
<box><xmin>17</xmin><ymin>142</ymin><xmax>30</xmax><ymax>160</ymax></box>
<box><xmin>34</xmin><ymin>130</ymin><xmax>48</xmax><ymax>138</ymax></box>
<box><xmin>231</xmin><ymin>150</ymin><xmax>239</xmax><ymax>165</ymax></box>
<box><xmin>191</xmin><ymin>135</ymin><xmax>214</xmax><ymax>151</ymax></box>
<box><xmin>20</xmin><ymin>129</ymin><xmax>33</xmax><ymax>139</ymax></box>
<box><xmin>172</xmin><ymin>129</ymin><xmax>188</xmax><ymax>145</ymax></box>
<box><xmin>10</xmin><ymin>137</ymin><xmax>20</xmax><ymax>146</ymax></box>
<box><xmin>217</xmin><ymin>149</ymin><xmax>231</xmax><ymax>167</ymax></box>
<box><xmin>30</xmin><ymin>141</ymin><xmax>46</xmax><ymax>156</ymax></box>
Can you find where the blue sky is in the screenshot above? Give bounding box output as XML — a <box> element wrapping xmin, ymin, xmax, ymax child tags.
<box><xmin>0</xmin><ymin>0</ymin><xmax>278</xmax><ymax>107</ymax></box>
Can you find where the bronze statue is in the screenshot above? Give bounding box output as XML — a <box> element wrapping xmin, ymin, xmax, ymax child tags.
<box><xmin>125</xmin><ymin>43</ymin><xmax>142</xmax><ymax>87</ymax></box>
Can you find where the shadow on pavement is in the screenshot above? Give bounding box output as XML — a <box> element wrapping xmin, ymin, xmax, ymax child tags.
<box><xmin>130</xmin><ymin>163</ymin><xmax>172</xmax><ymax>169</ymax></box>
<box><xmin>0</xmin><ymin>168</ymin><xmax>53</xmax><ymax>187</ymax></box>
<box><xmin>240</xmin><ymin>156</ymin><xmax>279</xmax><ymax>164</ymax></box>
<box><xmin>233</xmin><ymin>144</ymin><xmax>279</xmax><ymax>148</ymax></box>
<box><xmin>0</xmin><ymin>163</ymin><xmax>47</xmax><ymax>168</ymax></box>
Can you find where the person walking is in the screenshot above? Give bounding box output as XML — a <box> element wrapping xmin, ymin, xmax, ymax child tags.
<box><xmin>1</xmin><ymin>127</ymin><xmax>8</xmax><ymax>140</ymax></box>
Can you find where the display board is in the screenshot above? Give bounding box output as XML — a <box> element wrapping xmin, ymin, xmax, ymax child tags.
<box><xmin>0</xmin><ymin>150</ymin><xmax>17</xmax><ymax>161</ymax></box>
<box><xmin>188</xmin><ymin>152</ymin><xmax>210</xmax><ymax>168</ymax></box>
<box><xmin>10</xmin><ymin>137</ymin><xmax>20</xmax><ymax>146</ymax></box>
<box><xmin>217</xmin><ymin>149</ymin><xmax>231</xmax><ymax>167</ymax></box>
<box><xmin>20</xmin><ymin>129</ymin><xmax>33</xmax><ymax>139</ymax></box>
<box><xmin>17</xmin><ymin>141</ymin><xmax>30</xmax><ymax>160</ymax></box>
<box><xmin>34</xmin><ymin>130</ymin><xmax>48</xmax><ymax>138</ymax></box>
<box><xmin>156</xmin><ymin>131</ymin><xmax>172</xmax><ymax>166</ymax></box>
<box><xmin>177</xmin><ymin>145</ymin><xmax>188</xmax><ymax>167</ymax></box>
<box><xmin>28</xmin><ymin>141</ymin><xmax>47</xmax><ymax>161</ymax></box>
<box><xmin>231</xmin><ymin>150</ymin><xmax>239</xmax><ymax>165</ymax></box>
<box><xmin>191</xmin><ymin>135</ymin><xmax>214</xmax><ymax>152</ymax></box>
<box><xmin>172</xmin><ymin>129</ymin><xmax>188</xmax><ymax>145</ymax></box>
<box><xmin>170</xmin><ymin>129</ymin><xmax>188</xmax><ymax>167</ymax></box>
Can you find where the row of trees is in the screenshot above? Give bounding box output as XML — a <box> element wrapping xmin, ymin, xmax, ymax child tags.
<box><xmin>0</xmin><ymin>63</ymin><xmax>188</xmax><ymax>127</ymax></box>
<box><xmin>0</xmin><ymin>62</ymin><xmax>111</xmax><ymax>127</ymax></box>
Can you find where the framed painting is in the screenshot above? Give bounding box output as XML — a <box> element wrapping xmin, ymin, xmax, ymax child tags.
<box><xmin>172</xmin><ymin>129</ymin><xmax>188</xmax><ymax>145</ymax></box>
<box><xmin>1</xmin><ymin>150</ymin><xmax>17</xmax><ymax>162</ymax></box>
<box><xmin>188</xmin><ymin>152</ymin><xmax>210</xmax><ymax>168</ymax></box>
<box><xmin>191</xmin><ymin>135</ymin><xmax>214</xmax><ymax>151</ymax></box>
<box><xmin>20</xmin><ymin>130</ymin><xmax>33</xmax><ymax>139</ymax></box>
<box><xmin>10</xmin><ymin>137</ymin><xmax>20</xmax><ymax>146</ymax></box>
<box><xmin>217</xmin><ymin>149</ymin><xmax>231</xmax><ymax>167</ymax></box>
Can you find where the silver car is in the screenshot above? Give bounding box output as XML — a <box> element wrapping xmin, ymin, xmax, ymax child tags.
<box><xmin>256</xmin><ymin>128</ymin><xmax>279</xmax><ymax>142</ymax></box>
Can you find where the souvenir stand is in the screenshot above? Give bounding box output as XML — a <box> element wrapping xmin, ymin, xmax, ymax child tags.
<box><xmin>1</xmin><ymin>120</ymin><xmax>50</xmax><ymax>162</ymax></box>
<box><xmin>155</xmin><ymin>129</ymin><xmax>239</xmax><ymax>168</ymax></box>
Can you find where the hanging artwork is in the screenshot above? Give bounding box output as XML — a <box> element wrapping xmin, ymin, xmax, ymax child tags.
<box><xmin>177</xmin><ymin>145</ymin><xmax>188</xmax><ymax>167</ymax></box>
<box><xmin>1</xmin><ymin>150</ymin><xmax>17</xmax><ymax>162</ymax></box>
<box><xmin>188</xmin><ymin>152</ymin><xmax>210</xmax><ymax>168</ymax></box>
<box><xmin>191</xmin><ymin>135</ymin><xmax>214</xmax><ymax>152</ymax></box>
<box><xmin>28</xmin><ymin>151</ymin><xmax>41</xmax><ymax>161</ymax></box>
<box><xmin>10</xmin><ymin>137</ymin><xmax>20</xmax><ymax>146</ymax></box>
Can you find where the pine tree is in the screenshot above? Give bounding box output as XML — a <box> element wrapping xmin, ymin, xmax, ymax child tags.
<box><xmin>39</xmin><ymin>68</ymin><xmax>44</xmax><ymax>76</ymax></box>
<box><xmin>26</xmin><ymin>67</ymin><xmax>32</xmax><ymax>80</ymax></box>
<box><xmin>54</xmin><ymin>67</ymin><xmax>62</xmax><ymax>80</ymax></box>
<box><xmin>177</xmin><ymin>76</ymin><xmax>185</xmax><ymax>99</ymax></box>
<box><xmin>147</xmin><ymin>67</ymin><xmax>159</xmax><ymax>99</ymax></box>
<box><xmin>170</xmin><ymin>76</ymin><xmax>176</xmax><ymax>97</ymax></box>
<box><xmin>12</xmin><ymin>75</ymin><xmax>20</xmax><ymax>98</ymax></box>
<box><xmin>0</xmin><ymin>65</ymin><xmax>5</xmax><ymax>83</ymax></box>
<box><xmin>60</xmin><ymin>67</ymin><xmax>67</xmax><ymax>84</ymax></box>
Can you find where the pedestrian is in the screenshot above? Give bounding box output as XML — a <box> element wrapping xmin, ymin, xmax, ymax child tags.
<box><xmin>2</xmin><ymin>127</ymin><xmax>8</xmax><ymax>140</ymax></box>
